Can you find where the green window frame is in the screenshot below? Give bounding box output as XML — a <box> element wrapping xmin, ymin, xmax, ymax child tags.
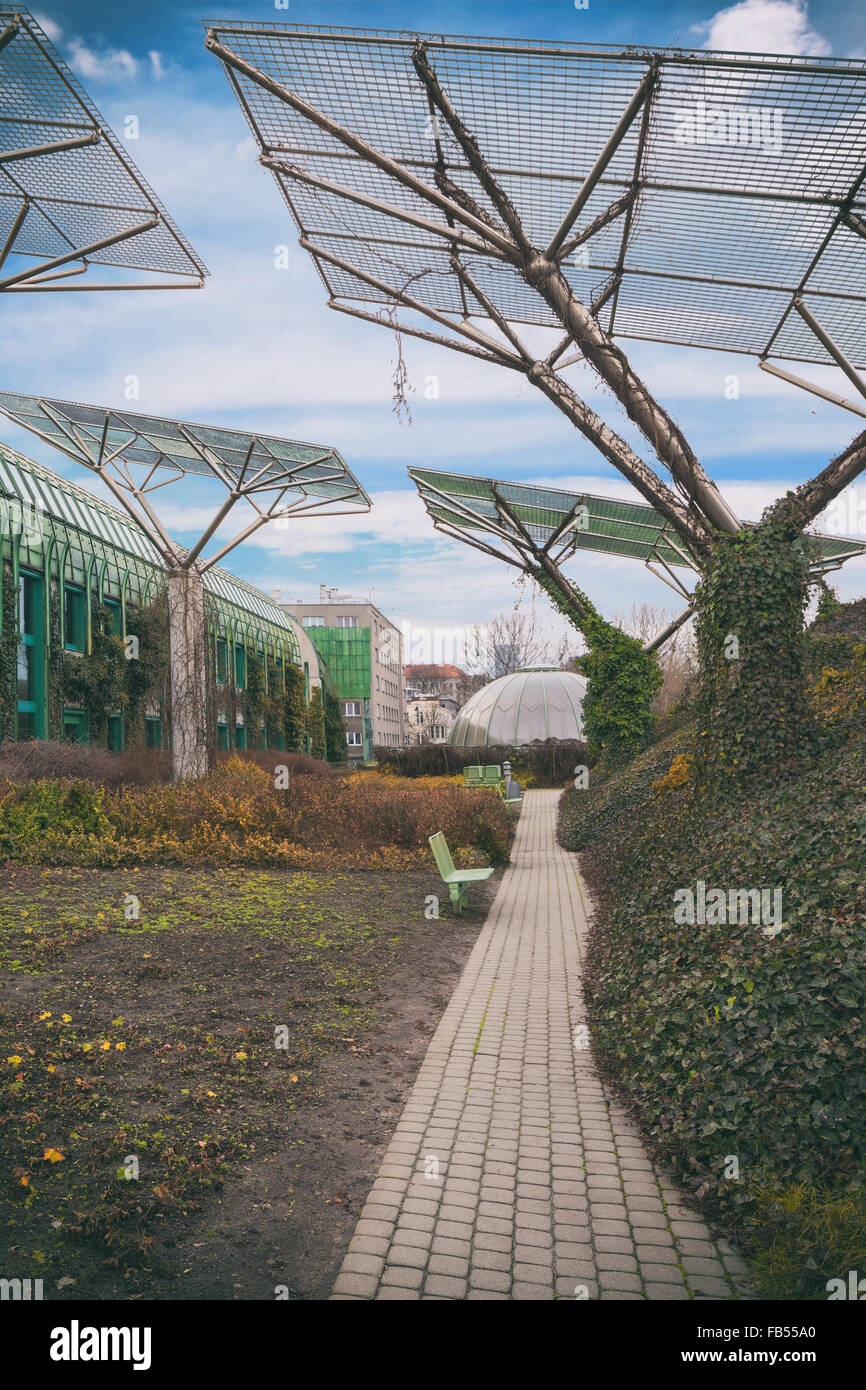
<box><xmin>234</xmin><ymin>723</ymin><xmax>246</xmax><ymax>751</ymax></box>
<box><xmin>145</xmin><ymin>716</ymin><xmax>162</xmax><ymax>749</ymax></box>
<box><xmin>108</xmin><ymin>713</ymin><xmax>123</xmax><ymax>752</ymax></box>
<box><xmin>234</xmin><ymin>643</ymin><xmax>246</xmax><ymax>690</ymax></box>
<box><xmin>216</xmin><ymin>637</ymin><xmax>228</xmax><ymax>686</ymax></box>
<box><xmin>217</xmin><ymin>722</ymin><xmax>229</xmax><ymax>751</ymax></box>
<box><xmin>64</xmin><ymin>584</ymin><xmax>87</xmax><ymax>653</ymax></box>
<box><xmin>63</xmin><ymin>709</ymin><xmax>87</xmax><ymax>745</ymax></box>
<box><xmin>104</xmin><ymin>598</ymin><xmax>123</xmax><ymax>637</ymax></box>
<box><xmin>17</xmin><ymin>569</ymin><xmax>45</xmax><ymax>741</ymax></box>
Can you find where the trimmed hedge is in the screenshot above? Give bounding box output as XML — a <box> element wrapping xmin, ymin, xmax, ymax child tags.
<box><xmin>374</xmin><ymin>739</ymin><xmax>589</xmax><ymax>787</ymax></box>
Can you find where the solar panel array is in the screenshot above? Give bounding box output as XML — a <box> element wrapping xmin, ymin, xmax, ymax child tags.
<box><xmin>0</xmin><ymin>391</ymin><xmax>371</xmax><ymax>508</ymax></box>
<box><xmin>208</xmin><ymin>21</ymin><xmax>866</xmax><ymax>367</ymax></box>
<box><xmin>409</xmin><ymin>466</ymin><xmax>865</xmax><ymax>570</ymax></box>
<box><xmin>0</xmin><ymin>6</ymin><xmax>207</xmax><ymax>281</ymax></box>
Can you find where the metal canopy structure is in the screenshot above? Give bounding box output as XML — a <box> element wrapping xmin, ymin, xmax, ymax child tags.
<box><xmin>207</xmin><ymin>21</ymin><xmax>866</xmax><ymax>417</ymax></box>
<box><xmin>0</xmin><ymin>391</ymin><xmax>370</xmax><ymax>574</ymax></box>
<box><xmin>0</xmin><ymin>389</ymin><xmax>370</xmax><ymax>778</ymax></box>
<box><xmin>0</xmin><ymin>7</ymin><xmax>207</xmax><ymax>292</ymax></box>
<box><xmin>410</xmin><ymin>466</ymin><xmax>866</xmax><ymax>608</ymax></box>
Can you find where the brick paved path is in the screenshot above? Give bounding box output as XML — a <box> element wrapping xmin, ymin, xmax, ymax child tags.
<box><xmin>332</xmin><ymin>790</ymin><xmax>750</xmax><ymax>1300</ymax></box>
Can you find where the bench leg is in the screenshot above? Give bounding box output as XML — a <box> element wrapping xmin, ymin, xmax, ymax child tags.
<box><xmin>450</xmin><ymin>883</ymin><xmax>466</xmax><ymax>913</ymax></box>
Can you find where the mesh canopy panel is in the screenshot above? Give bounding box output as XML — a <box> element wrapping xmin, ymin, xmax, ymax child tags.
<box><xmin>0</xmin><ymin>7</ymin><xmax>207</xmax><ymax>280</ymax></box>
<box><xmin>208</xmin><ymin>21</ymin><xmax>866</xmax><ymax>366</ymax></box>
<box><xmin>0</xmin><ymin>390</ymin><xmax>371</xmax><ymax>506</ymax></box>
<box><xmin>410</xmin><ymin>465</ymin><xmax>866</xmax><ymax>569</ymax></box>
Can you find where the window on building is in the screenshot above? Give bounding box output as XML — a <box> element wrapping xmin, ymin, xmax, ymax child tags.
<box><xmin>346</xmin><ymin>730</ymin><xmax>362</xmax><ymax>747</ymax></box>
<box><xmin>234</xmin><ymin>644</ymin><xmax>246</xmax><ymax>689</ymax></box>
<box><xmin>63</xmin><ymin>709</ymin><xmax>87</xmax><ymax>744</ymax></box>
<box><xmin>17</xmin><ymin>570</ymin><xmax>44</xmax><ymax>740</ymax></box>
<box><xmin>217</xmin><ymin>722</ymin><xmax>229</xmax><ymax>751</ymax></box>
<box><xmin>303</xmin><ymin>616</ymin><xmax>325</xmax><ymax>627</ymax></box>
<box><xmin>216</xmin><ymin>636</ymin><xmax>228</xmax><ymax>685</ymax></box>
<box><xmin>235</xmin><ymin>723</ymin><xmax>246</xmax><ymax>751</ymax></box>
<box><xmin>108</xmin><ymin>713</ymin><xmax>123</xmax><ymax>752</ymax></box>
<box><xmin>63</xmin><ymin>584</ymin><xmax>86</xmax><ymax>652</ymax></box>
<box><xmin>343</xmin><ymin>700</ymin><xmax>361</xmax><ymax>717</ymax></box>
<box><xmin>104</xmin><ymin>599</ymin><xmax>123</xmax><ymax>637</ymax></box>
<box><xmin>336</xmin><ymin>615</ymin><xmax>358</xmax><ymax>628</ymax></box>
<box><xmin>145</xmin><ymin>716</ymin><xmax>162</xmax><ymax>749</ymax></box>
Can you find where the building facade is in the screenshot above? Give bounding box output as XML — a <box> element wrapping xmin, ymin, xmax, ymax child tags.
<box><xmin>403</xmin><ymin>692</ymin><xmax>457</xmax><ymax>745</ymax></box>
<box><xmin>0</xmin><ymin>442</ymin><xmax>320</xmax><ymax>754</ymax></box>
<box><xmin>282</xmin><ymin>587</ymin><xmax>404</xmax><ymax>762</ymax></box>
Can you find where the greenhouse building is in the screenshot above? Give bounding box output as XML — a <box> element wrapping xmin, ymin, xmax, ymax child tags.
<box><xmin>449</xmin><ymin>667</ymin><xmax>587</xmax><ymax>748</ymax></box>
<box><xmin>0</xmin><ymin>440</ymin><xmax>326</xmax><ymax>755</ymax></box>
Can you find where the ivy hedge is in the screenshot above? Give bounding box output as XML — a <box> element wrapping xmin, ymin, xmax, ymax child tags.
<box><xmin>558</xmin><ymin>599</ymin><xmax>866</xmax><ymax>1297</ymax></box>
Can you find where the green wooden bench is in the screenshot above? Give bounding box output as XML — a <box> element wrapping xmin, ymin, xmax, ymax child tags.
<box><xmin>480</xmin><ymin>764</ymin><xmax>502</xmax><ymax>790</ymax></box>
<box><xmin>428</xmin><ymin>831</ymin><xmax>494</xmax><ymax>913</ymax></box>
<box><xmin>462</xmin><ymin>765</ymin><xmax>484</xmax><ymax>788</ymax></box>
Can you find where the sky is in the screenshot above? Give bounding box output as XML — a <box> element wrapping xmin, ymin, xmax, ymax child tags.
<box><xmin>3</xmin><ymin>0</ymin><xmax>866</xmax><ymax>663</ymax></box>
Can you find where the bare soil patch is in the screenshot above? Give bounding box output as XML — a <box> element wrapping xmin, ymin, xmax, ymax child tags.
<box><xmin>0</xmin><ymin>865</ymin><xmax>497</xmax><ymax>1300</ymax></box>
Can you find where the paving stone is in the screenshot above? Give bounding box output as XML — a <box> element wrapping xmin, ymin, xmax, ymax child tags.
<box><xmin>424</xmin><ymin>1274</ymin><xmax>468</xmax><ymax>1299</ymax></box>
<box><xmin>428</xmin><ymin>1253</ymin><xmax>470</xmax><ymax>1278</ymax></box>
<box><xmin>381</xmin><ymin>1266</ymin><xmax>424</xmax><ymax>1289</ymax></box>
<box><xmin>469</xmin><ymin>1268</ymin><xmax>512</xmax><ymax>1293</ymax></box>
<box><xmin>341</xmin><ymin>1253</ymin><xmax>386</xmax><ymax>1278</ymax></box>
<box><xmin>640</xmin><ymin>1262</ymin><xmax>685</xmax><ymax>1285</ymax></box>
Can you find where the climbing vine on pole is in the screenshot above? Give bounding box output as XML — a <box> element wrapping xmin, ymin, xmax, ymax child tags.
<box><xmin>529</xmin><ymin>564</ymin><xmax>661</xmax><ymax>762</ymax></box>
<box><xmin>692</xmin><ymin>499</ymin><xmax>816</xmax><ymax>788</ymax></box>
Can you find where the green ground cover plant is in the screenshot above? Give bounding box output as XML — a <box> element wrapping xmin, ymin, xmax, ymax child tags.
<box><xmin>559</xmin><ymin>599</ymin><xmax>866</xmax><ymax>1299</ymax></box>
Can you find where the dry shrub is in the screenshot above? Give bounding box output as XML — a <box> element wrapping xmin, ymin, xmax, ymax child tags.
<box><xmin>0</xmin><ymin>756</ymin><xmax>511</xmax><ymax>869</ymax></box>
<box><xmin>214</xmin><ymin>747</ymin><xmax>334</xmax><ymax>779</ymax></box>
<box><xmin>0</xmin><ymin>740</ymin><xmax>171</xmax><ymax>787</ymax></box>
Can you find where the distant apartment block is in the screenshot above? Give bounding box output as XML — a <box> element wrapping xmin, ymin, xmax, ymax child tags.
<box><xmin>281</xmin><ymin>586</ymin><xmax>404</xmax><ymax>762</ymax></box>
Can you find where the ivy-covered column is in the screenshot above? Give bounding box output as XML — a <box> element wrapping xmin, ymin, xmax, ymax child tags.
<box><xmin>692</xmin><ymin>500</ymin><xmax>814</xmax><ymax>787</ymax></box>
<box><xmin>167</xmin><ymin>567</ymin><xmax>209</xmax><ymax>780</ymax></box>
<box><xmin>528</xmin><ymin>560</ymin><xmax>662</xmax><ymax>762</ymax></box>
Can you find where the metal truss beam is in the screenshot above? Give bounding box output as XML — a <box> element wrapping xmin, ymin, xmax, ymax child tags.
<box><xmin>758</xmin><ymin>359</ymin><xmax>866</xmax><ymax>420</ymax></box>
<box><xmin>0</xmin><ymin>217</ymin><xmax>159</xmax><ymax>291</ymax></box>
<box><xmin>644</xmin><ymin>604</ymin><xmax>694</xmax><ymax>653</ymax></box>
<box><xmin>546</xmin><ymin>68</ymin><xmax>655</xmax><ymax>259</ymax></box>
<box><xmin>792</xmin><ymin>298</ymin><xmax>866</xmax><ymax>405</ymax></box>
<box><xmin>0</xmin><ymin>131</ymin><xmax>100</xmax><ymax>165</ymax></box>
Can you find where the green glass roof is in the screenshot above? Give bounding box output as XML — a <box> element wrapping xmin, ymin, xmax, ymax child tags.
<box><xmin>0</xmin><ymin>439</ymin><xmax>302</xmax><ymax>634</ymax></box>
<box><xmin>409</xmin><ymin>466</ymin><xmax>866</xmax><ymax>570</ymax></box>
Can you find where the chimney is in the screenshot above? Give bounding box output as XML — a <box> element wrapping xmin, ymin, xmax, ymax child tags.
<box><xmin>270</xmin><ymin>588</ymin><xmax>282</xmax><ymax>604</ymax></box>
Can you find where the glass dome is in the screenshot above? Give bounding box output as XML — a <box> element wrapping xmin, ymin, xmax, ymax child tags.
<box><xmin>450</xmin><ymin>666</ymin><xmax>586</xmax><ymax>747</ymax></box>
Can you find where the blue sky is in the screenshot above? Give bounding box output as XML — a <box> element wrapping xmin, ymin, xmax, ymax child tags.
<box><xmin>3</xmin><ymin>0</ymin><xmax>866</xmax><ymax>660</ymax></box>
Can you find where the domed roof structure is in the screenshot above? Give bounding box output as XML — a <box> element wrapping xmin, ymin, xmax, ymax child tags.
<box><xmin>450</xmin><ymin>667</ymin><xmax>586</xmax><ymax>747</ymax></box>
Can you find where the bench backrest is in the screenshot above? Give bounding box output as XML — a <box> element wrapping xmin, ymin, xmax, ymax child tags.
<box><xmin>463</xmin><ymin>766</ymin><xmax>483</xmax><ymax>785</ymax></box>
<box><xmin>481</xmin><ymin>764</ymin><xmax>502</xmax><ymax>783</ymax></box>
<box><xmin>428</xmin><ymin>831</ymin><xmax>455</xmax><ymax>880</ymax></box>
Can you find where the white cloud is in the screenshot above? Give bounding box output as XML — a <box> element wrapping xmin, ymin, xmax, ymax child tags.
<box><xmin>33</xmin><ymin>12</ymin><xmax>62</xmax><ymax>43</ymax></box>
<box><xmin>66</xmin><ymin>36</ymin><xmax>139</xmax><ymax>82</ymax></box>
<box><xmin>693</xmin><ymin>0</ymin><xmax>831</xmax><ymax>56</ymax></box>
<box><xmin>149</xmin><ymin>51</ymin><xmax>165</xmax><ymax>81</ymax></box>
